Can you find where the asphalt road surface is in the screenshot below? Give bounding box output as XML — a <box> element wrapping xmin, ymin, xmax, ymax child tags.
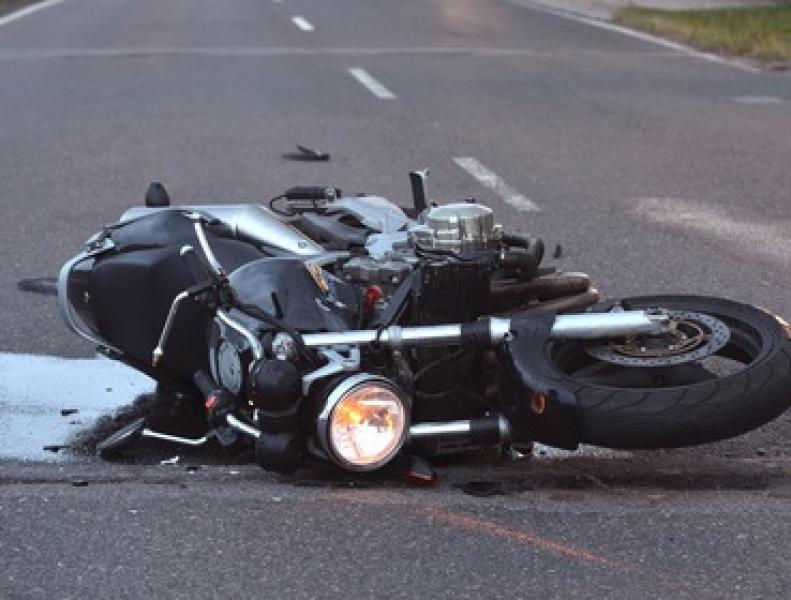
<box><xmin>2</xmin><ymin>0</ymin><xmax>791</xmax><ymax>597</ymax></box>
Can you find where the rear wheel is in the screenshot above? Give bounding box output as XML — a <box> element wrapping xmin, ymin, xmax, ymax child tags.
<box><xmin>548</xmin><ymin>296</ymin><xmax>791</xmax><ymax>448</ymax></box>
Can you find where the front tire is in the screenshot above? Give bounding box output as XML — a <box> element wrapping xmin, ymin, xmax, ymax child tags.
<box><xmin>548</xmin><ymin>296</ymin><xmax>791</xmax><ymax>448</ymax></box>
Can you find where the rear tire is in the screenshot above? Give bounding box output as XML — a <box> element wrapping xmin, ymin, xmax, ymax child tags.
<box><xmin>548</xmin><ymin>296</ymin><xmax>791</xmax><ymax>448</ymax></box>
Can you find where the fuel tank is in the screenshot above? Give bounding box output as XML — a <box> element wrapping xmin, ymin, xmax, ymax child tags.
<box><xmin>120</xmin><ymin>204</ymin><xmax>324</xmax><ymax>257</ymax></box>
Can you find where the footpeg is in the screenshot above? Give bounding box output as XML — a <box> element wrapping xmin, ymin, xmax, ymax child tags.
<box><xmin>97</xmin><ymin>417</ymin><xmax>211</xmax><ymax>456</ymax></box>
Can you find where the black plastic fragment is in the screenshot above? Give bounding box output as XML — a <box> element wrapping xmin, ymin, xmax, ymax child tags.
<box><xmin>145</xmin><ymin>181</ymin><xmax>170</xmax><ymax>207</ymax></box>
<box><xmin>71</xmin><ymin>480</ymin><xmax>89</xmax><ymax>487</ymax></box>
<box><xmin>17</xmin><ymin>277</ymin><xmax>58</xmax><ymax>296</ymax></box>
<box><xmin>43</xmin><ymin>444</ymin><xmax>68</xmax><ymax>453</ymax></box>
<box><xmin>401</xmin><ymin>454</ymin><xmax>437</xmax><ymax>486</ymax></box>
<box><xmin>61</xmin><ymin>409</ymin><xmax>79</xmax><ymax>417</ymax></box>
<box><xmin>282</xmin><ymin>144</ymin><xmax>330</xmax><ymax>162</ymax></box>
<box><xmin>553</xmin><ymin>244</ymin><xmax>563</xmax><ymax>259</ymax></box>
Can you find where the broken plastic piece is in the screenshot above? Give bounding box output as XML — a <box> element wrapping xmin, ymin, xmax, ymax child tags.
<box><xmin>43</xmin><ymin>444</ymin><xmax>68</xmax><ymax>453</ymax></box>
<box><xmin>401</xmin><ymin>454</ymin><xmax>437</xmax><ymax>486</ymax></box>
<box><xmin>282</xmin><ymin>144</ymin><xmax>330</xmax><ymax>162</ymax></box>
<box><xmin>17</xmin><ymin>277</ymin><xmax>58</xmax><ymax>296</ymax></box>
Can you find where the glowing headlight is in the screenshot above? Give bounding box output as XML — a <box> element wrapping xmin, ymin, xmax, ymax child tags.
<box><xmin>317</xmin><ymin>374</ymin><xmax>408</xmax><ymax>471</ymax></box>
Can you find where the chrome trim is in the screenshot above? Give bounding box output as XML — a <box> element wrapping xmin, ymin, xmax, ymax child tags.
<box><xmin>301</xmin><ymin>347</ymin><xmax>361</xmax><ymax>395</ymax></box>
<box><xmin>408</xmin><ymin>415</ymin><xmax>511</xmax><ymax>444</ymax></box>
<box><xmin>216</xmin><ymin>309</ymin><xmax>263</xmax><ymax>361</ymax></box>
<box><xmin>189</xmin><ymin>216</ymin><xmax>226</xmax><ymax>278</ymax></box>
<box><xmin>301</xmin><ymin>311</ymin><xmax>671</xmax><ymax>349</ymax></box>
<box><xmin>303</xmin><ymin>251</ymin><xmax>351</xmax><ymax>268</ymax></box>
<box><xmin>57</xmin><ymin>242</ymin><xmax>122</xmax><ymax>355</ymax></box>
<box><xmin>225</xmin><ymin>414</ymin><xmax>261</xmax><ymax>439</ymax></box>
<box><xmin>550</xmin><ymin>311</ymin><xmax>670</xmax><ymax>339</ymax></box>
<box><xmin>152</xmin><ymin>290</ymin><xmax>191</xmax><ymax>367</ymax></box>
<box><xmin>409</xmin><ymin>420</ymin><xmax>471</xmax><ymax>439</ymax></box>
<box><xmin>141</xmin><ymin>428</ymin><xmax>210</xmax><ymax>446</ymax></box>
<box><xmin>316</xmin><ymin>373</ymin><xmax>408</xmax><ymax>472</ymax></box>
<box><xmin>489</xmin><ymin>317</ymin><xmax>512</xmax><ymax>345</ymax></box>
<box><xmin>120</xmin><ymin>204</ymin><xmax>324</xmax><ymax>256</ymax></box>
<box><xmin>302</xmin><ymin>324</ymin><xmax>463</xmax><ymax>348</ymax></box>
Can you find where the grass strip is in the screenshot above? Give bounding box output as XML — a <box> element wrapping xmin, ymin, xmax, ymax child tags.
<box><xmin>614</xmin><ymin>5</ymin><xmax>791</xmax><ymax>67</ymax></box>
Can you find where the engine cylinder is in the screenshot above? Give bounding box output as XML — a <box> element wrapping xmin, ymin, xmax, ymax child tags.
<box><xmin>410</xmin><ymin>203</ymin><xmax>500</xmax><ymax>253</ymax></box>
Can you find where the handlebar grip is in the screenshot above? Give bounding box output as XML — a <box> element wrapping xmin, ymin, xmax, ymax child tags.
<box><xmin>284</xmin><ymin>186</ymin><xmax>342</xmax><ymax>201</ymax></box>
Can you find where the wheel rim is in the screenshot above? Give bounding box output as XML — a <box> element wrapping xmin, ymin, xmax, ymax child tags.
<box><xmin>549</xmin><ymin>306</ymin><xmax>766</xmax><ymax>389</ymax></box>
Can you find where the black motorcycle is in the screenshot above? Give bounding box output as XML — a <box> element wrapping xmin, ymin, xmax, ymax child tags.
<box><xmin>58</xmin><ymin>173</ymin><xmax>791</xmax><ymax>474</ymax></box>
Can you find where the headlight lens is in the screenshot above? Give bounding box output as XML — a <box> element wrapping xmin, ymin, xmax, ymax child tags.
<box><xmin>319</xmin><ymin>375</ymin><xmax>407</xmax><ymax>471</ymax></box>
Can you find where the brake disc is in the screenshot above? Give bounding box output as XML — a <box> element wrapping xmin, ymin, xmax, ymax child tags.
<box><xmin>584</xmin><ymin>310</ymin><xmax>731</xmax><ymax>367</ymax></box>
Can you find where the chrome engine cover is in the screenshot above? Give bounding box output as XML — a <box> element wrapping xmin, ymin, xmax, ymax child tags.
<box><xmin>409</xmin><ymin>203</ymin><xmax>500</xmax><ymax>253</ymax></box>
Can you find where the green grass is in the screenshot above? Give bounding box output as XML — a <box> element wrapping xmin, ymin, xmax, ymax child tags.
<box><xmin>614</xmin><ymin>5</ymin><xmax>791</xmax><ymax>66</ymax></box>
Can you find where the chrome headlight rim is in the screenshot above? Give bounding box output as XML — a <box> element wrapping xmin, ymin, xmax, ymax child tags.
<box><xmin>316</xmin><ymin>373</ymin><xmax>409</xmax><ymax>472</ymax></box>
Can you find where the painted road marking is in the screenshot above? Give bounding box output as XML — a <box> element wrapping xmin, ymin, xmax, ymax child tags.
<box><xmin>0</xmin><ymin>47</ymin><xmax>553</xmax><ymax>61</ymax></box>
<box><xmin>632</xmin><ymin>197</ymin><xmax>791</xmax><ymax>267</ymax></box>
<box><xmin>0</xmin><ymin>352</ymin><xmax>154</xmax><ymax>461</ymax></box>
<box><xmin>0</xmin><ymin>0</ymin><xmax>64</xmax><ymax>28</ymax></box>
<box><xmin>291</xmin><ymin>16</ymin><xmax>314</xmax><ymax>32</ymax></box>
<box><xmin>733</xmin><ymin>95</ymin><xmax>786</xmax><ymax>105</ymax></box>
<box><xmin>508</xmin><ymin>0</ymin><xmax>761</xmax><ymax>74</ymax></box>
<box><xmin>453</xmin><ymin>157</ymin><xmax>540</xmax><ymax>212</ymax></box>
<box><xmin>348</xmin><ymin>67</ymin><xmax>397</xmax><ymax>100</ymax></box>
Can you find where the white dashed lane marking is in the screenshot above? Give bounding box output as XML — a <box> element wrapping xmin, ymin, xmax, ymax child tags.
<box><xmin>453</xmin><ymin>157</ymin><xmax>540</xmax><ymax>212</ymax></box>
<box><xmin>348</xmin><ymin>67</ymin><xmax>397</xmax><ymax>100</ymax></box>
<box><xmin>291</xmin><ymin>16</ymin><xmax>314</xmax><ymax>32</ymax></box>
<box><xmin>733</xmin><ymin>96</ymin><xmax>786</xmax><ymax>105</ymax></box>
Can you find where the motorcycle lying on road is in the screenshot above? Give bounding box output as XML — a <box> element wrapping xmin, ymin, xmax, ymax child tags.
<box><xmin>59</xmin><ymin>172</ymin><xmax>791</xmax><ymax>475</ymax></box>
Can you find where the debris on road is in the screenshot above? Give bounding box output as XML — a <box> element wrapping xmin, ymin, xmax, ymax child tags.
<box><xmin>42</xmin><ymin>444</ymin><xmax>69</xmax><ymax>453</ymax></box>
<box><xmin>160</xmin><ymin>456</ymin><xmax>181</xmax><ymax>466</ymax></box>
<box><xmin>60</xmin><ymin>409</ymin><xmax>79</xmax><ymax>417</ymax></box>
<box><xmin>16</xmin><ymin>277</ymin><xmax>58</xmax><ymax>296</ymax></box>
<box><xmin>282</xmin><ymin>144</ymin><xmax>330</xmax><ymax>162</ymax></box>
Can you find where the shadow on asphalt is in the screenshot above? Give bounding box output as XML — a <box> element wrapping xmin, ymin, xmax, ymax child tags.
<box><xmin>60</xmin><ymin>389</ymin><xmax>791</xmax><ymax>495</ymax></box>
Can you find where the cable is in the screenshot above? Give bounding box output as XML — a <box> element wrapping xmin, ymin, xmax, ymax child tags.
<box><xmin>235</xmin><ymin>301</ymin><xmax>321</xmax><ymax>368</ymax></box>
<box><xmin>412</xmin><ymin>348</ymin><xmax>467</xmax><ymax>388</ymax></box>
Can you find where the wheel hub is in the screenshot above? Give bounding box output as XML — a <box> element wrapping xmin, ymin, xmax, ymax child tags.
<box><xmin>584</xmin><ymin>310</ymin><xmax>731</xmax><ymax>367</ymax></box>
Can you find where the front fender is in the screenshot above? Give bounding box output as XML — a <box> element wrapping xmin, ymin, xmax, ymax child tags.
<box><xmin>496</xmin><ymin>315</ymin><xmax>581</xmax><ymax>450</ymax></box>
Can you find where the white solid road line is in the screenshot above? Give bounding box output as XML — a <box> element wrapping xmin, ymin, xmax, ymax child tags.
<box><xmin>508</xmin><ymin>0</ymin><xmax>761</xmax><ymax>74</ymax></box>
<box><xmin>348</xmin><ymin>67</ymin><xmax>397</xmax><ymax>100</ymax></box>
<box><xmin>453</xmin><ymin>157</ymin><xmax>540</xmax><ymax>212</ymax></box>
<box><xmin>633</xmin><ymin>197</ymin><xmax>791</xmax><ymax>267</ymax></box>
<box><xmin>733</xmin><ymin>96</ymin><xmax>786</xmax><ymax>105</ymax></box>
<box><xmin>0</xmin><ymin>0</ymin><xmax>64</xmax><ymax>28</ymax></box>
<box><xmin>291</xmin><ymin>16</ymin><xmax>314</xmax><ymax>32</ymax></box>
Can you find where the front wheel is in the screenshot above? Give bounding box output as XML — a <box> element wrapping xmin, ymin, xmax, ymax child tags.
<box><xmin>548</xmin><ymin>296</ymin><xmax>791</xmax><ymax>448</ymax></box>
